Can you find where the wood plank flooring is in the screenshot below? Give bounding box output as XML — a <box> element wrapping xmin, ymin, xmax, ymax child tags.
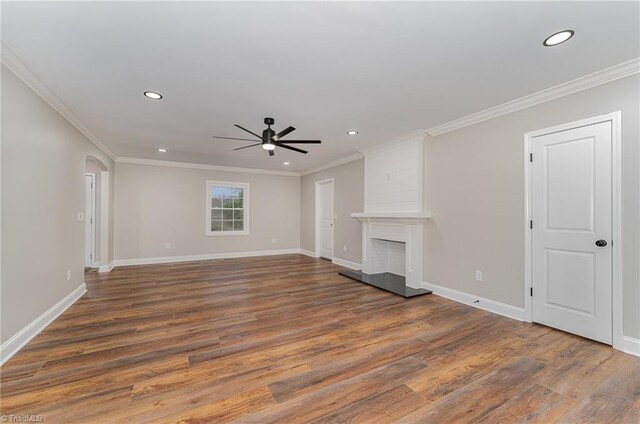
<box><xmin>1</xmin><ymin>254</ymin><xmax>639</xmax><ymax>423</ymax></box>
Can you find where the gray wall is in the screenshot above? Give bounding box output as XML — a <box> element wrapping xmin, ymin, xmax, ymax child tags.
<box><xmin>1</xmin><ymin>66</ymin><xmax>114</xmax><ymax>344</ymax></box>
<box><xmin>300</xmin><ymin>159</ymin><xmax>364</xmax><ymax>264</ymax></box>
<box><xmin>423</xmin><ymin>74</ymin><xmax>640</xmax><ymax>338</ymax></box>
<box><xmin>113</xmin><ymin>162</ymin><xmax>300</xmax><ymax>261</ymax></box>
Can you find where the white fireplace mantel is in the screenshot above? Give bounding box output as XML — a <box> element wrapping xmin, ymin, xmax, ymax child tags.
<box><xmin>348</xmin><ymin>136</ymin><xmax>431</xmax><ymax>292</ymax></box>
<box><xmin>351</xmin><ymin>212</ymin><xmax>431</xmax><ymax>223</ymax></box>
<box><xmin>353</xmin><ymin>212</ymin><xmax>429</xmax><ymax>289</ymax></box>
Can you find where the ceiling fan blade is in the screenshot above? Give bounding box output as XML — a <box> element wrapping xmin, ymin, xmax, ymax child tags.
<box><xmin>233</xmin><ymin>143</ymin><xmax>263</xmax><ymax>151</ymax></box>
<box><xmin>273</xmin><ymin>126</ymin><xmax>295</xmax><ymax>141</ymax></box>
<box><xmin>269</xmin><ymin>150</ymin><xmax>275</xmax><ymax>157</ymax></box>
<box><xmin>277</xmin><ymin>140</ymin><xmax>321</xmax><ymax>144</ymax></box>
<box><xmin>276</xmin><ymin>143</ymin><xmax>308</xmax><ymax>154</ymax></box>
<box><xmin>212</xmin><ymin>135</ymin><xmax>262</xmax><ymax>142</ymax></box>
<box><xmin>234</xmin><ymin>124</ymin><xmax>265</xmax><ymax>141</ymax></box>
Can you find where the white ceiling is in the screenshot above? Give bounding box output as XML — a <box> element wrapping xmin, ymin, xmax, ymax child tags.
<box><xmin>3</xmin><ymin>1</ymin><xmax>639</xmax><ymax>172</ymax></box>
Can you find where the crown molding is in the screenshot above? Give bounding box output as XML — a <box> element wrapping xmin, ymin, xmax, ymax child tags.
<box><xmin>1</xmin><ymin>42</ymin><xmax>118</xmax><ymax>160</ymax></box>
<box><xmin>116</xmin><ymin>157</ymin><xmax>300</xmax><ymax>177</ymax></box>
<box><xmin>299</xmin><ymin>153</ymin><xmax>363</xmax><ymax>176</ymax></box>
<box><xmin>426</xmin><ymin>57</ymin><xmax>640</xmax><ymax>137</ymax></box>
<box><xmin>358</xmin><ymin>130</ymin><xmax>427</xmax><ymax>157</ymax></box>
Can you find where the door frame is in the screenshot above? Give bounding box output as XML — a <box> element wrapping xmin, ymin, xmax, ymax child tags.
<box><xmin>315</xmin><ymin>178</ymin><xmax>335</xmax><ymax>258</ymax></box>
<box><xmin>523</xmin><ymin>111</ymin><xmax>622</xmax><ymax>350</ymax></box>
<box><xmin>85</xmin><ymin>173</ymin><xmax>97</xmax><ymax>267</ymax></box>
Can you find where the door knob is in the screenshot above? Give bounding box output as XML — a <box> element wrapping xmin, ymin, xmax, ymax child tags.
<box><xmin>595</xmin><ymin>239</ymin><xmax>608</xmax><ymax>247</ymax></box>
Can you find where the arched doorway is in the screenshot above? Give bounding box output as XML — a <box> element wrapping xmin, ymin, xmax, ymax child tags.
<box><xmin>85</xmin><ymin>156</ymin><xmax>111</xmax><ymax>272</ymax></box>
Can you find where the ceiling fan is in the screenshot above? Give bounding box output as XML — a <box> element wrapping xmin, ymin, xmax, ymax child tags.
<box><xmin>212</xmin><ymin>117</ymin><xmax>321</xmax><ymax>156</ymax></box>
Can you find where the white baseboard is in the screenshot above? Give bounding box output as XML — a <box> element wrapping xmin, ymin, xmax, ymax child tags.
<box><xmin>98</xmin><ymin>264</ymin><xmax>114</xmax><ymax>273</ymax></box>
<box><xmin>623</xmin><ymin>336</ymin><xmax>640</xmax><ymax>357</ymax></box>
<box><xmin>332</xmin><ymin>257</ymin><xmax>362</xmax><ymax>270</ymax></box>
<box><xmin>0</xmin><ymin>283</ymin><xmax>87</xmax><ymax>366</ymax></box>
<box><xmin>299</xmin><ymin>249</ymin><xmax>317</xmax><ymax>258</ymax></box>
<box><xmin>421</xmin><ymin>281</ymin><xmax>526</xmax><ymax>322</ymax></box>
<box><xmin>113</xmin><ymin>248</ymin><xmax>302</xmax><ymax>267</ymax></box>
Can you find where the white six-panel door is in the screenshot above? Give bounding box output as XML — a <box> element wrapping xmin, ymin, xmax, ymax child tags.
<box><xmin>531</xmin><ymin>120</ymin><xmax>612</xmax><ymax>344</ymax></box>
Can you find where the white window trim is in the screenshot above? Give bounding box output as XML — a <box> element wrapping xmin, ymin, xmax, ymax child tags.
<box><xmin>206</xmin><ymin>180</ymin><xmax>249</xmax><ymax>236</ymax></box>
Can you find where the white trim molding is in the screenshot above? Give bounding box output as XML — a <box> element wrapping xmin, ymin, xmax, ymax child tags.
<box><xmin>623</xmin><ymin>336</ymin><xmax>640</xmax><ymax>358</ymax></box>
<box><xmin>523</xmin><ymin>112</ymin><xmax>623</xmax><ymax>351</ymax></box>
<box><xmin>299</xmin><ymin>249</ymin><xmax>317</xmax><ymax>258</ymax></box>
<box><xmin>300</xmin><ymin>153</ymin><xmax>363</xmax><ymax>176</ymax></box>
<box><xmin>1</xmin><ymin>42</ymin><xmax>117</xmax><ymax>160</ymax></box>
<box><xmin>0</xmin><ymin>283</ymin><xmax>87</xmax><ymax>366</ymax></box>
<box><xmin>98</xmin><ymin>170</ymin><xmax>111</xmax><ymax>272</ymax></box>
<box><xmin>112</xmin><ymin>249</ymin><xmax>301</xmax><ymax>267</ymax></box>
<box><xmin>421</xmin><ymin>281</ymin><xmax>526</xmax><ymax>322</ymax></box>
<box><xmin>98</xmin><ymin>264</ymin><xmax>114</xmax><ymax>273</ymax></box>
<box><xmin>426</xmin><ymin>58</ymin><xmax>640</xmax><ymax>136</ymax></box>
<box><xmin>332</xmin><ymin>257</ymin><xmax>362</xmax><ymax>270</ymax></box>
<box><xmin>116</xmin><ymin>157</ymin><xmax>299</xmax><ymax>177</ymax></box>
<box><xmin>358</xmin><ymin>130</ymin><xmax>427</xmax><ymax>157</ymax></box>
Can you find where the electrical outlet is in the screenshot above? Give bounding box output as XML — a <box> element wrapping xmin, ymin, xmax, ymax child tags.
<box><xmin>271</xmin><ymin>238</ymin><xmax>276</xmax><ymax>244</ymax></box>
<box><xmin>343</xmin><ymin>245</ymin><xmax>347</xmax><ymax>252</ymax></box>
<box><xmin>165</xmin><ymin>242</ymin><xmax>171</xmax><ymax>249</ymax></box>
<box><xmin>66</xmin><ymin>270</ymin><xmax>72</xmax><ymax>281</ymax></box>
<box><xmin>475</xmin><ymin>271</ymin><xmax>483</xmax><ymax>282</ymax></box>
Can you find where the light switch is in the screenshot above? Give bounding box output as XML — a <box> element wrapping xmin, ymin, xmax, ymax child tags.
<box><xmin>475</xmin><ymin>271</ymin><xmax>483</xmax><ymax>282</ymax></box>
<box><xmin>77</xmin><ymin>212</ymin><xmax>84</xmax><ymax>222</ymax></box>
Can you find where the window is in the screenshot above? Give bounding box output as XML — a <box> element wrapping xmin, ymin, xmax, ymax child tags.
<box><xmin>206</xmin><ymin>181</ymin><xmax>249</xmax><ymax>235</ymax></box>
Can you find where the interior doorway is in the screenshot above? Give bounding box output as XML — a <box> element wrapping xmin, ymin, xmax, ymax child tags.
<box><xmin>85</xmin><ymin>156</ymin><xmax>111</xmax><ymax>273</ymax></box>
<box><xmin>315</xmin><ymin>178</ymin><xmax>334</xmax><ymax>260</ymax></box>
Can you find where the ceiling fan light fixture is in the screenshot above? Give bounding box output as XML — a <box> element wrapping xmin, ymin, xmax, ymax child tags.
<box><xmin>543</xmin><ymin>30</ymin><xmax>574</xmax><ymax>46</ymax></box>
<box><xmin>262</xmin><ymin>143</ymin><xmax>276</xmax><ymax>151</ymax></box>
<box><xmin>143</xmin><ymin>91</ymin><xmax>163</xmax><ymax>100</ymax></box>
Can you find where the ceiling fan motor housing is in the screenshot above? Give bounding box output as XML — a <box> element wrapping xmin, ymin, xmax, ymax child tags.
<box><xmin>264</xmin><ymin>117</ymin><xmax>275</xmax><ymax>126</ymax></box>
<box><xmin>262</xmin><ymin>128</ymin><xmax>276</xmax><ymax>141</ymax></box>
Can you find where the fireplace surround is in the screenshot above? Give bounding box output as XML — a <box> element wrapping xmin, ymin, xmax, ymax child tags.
<box><xmin>340</xmin><ymin>134</ymin><xmax>432</xmax><ymax>297</ymax></box>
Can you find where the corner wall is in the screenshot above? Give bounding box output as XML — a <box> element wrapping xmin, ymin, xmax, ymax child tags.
<box><xmin>1</xmin><ymin>66</ymin><xmax>115</xmax><ymax>345</ymax></box>
<box><xmin>423</xmin><ymin>74</ymin><xmax>640</xmax><ymax>339</ymax></box>
<box><xmin>300</xmin><ymin>159</ymin><xmax>364</xmax><ymax>265</ymax></box>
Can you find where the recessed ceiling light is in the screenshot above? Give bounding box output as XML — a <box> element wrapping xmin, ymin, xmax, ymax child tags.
<box><xmin>158</xmin><ymin>148</ymin><xmax>167</xmax><ymax>152</ymax></box>
<box><xmin>144</xmin><ymin>91</ymin><xmax>163</xmax><ymax>100</ymax></box>
<box><xmin>283</xmin><ymin>162</ymin><xmax>290</xmax><ymax>166</ymax></box>
<box><xmin>543</xmin><ymin>30</ymin><xmax>574</xmax><ymax>47</ymax></box>
<box><xmin>347</xmin><ymin>130</ymin><xmax>359</xmax><ymax>135</ymax></box>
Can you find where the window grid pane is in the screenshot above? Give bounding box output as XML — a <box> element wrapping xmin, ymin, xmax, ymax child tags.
<box><xmin>210</xmin><ymin>186</ymin><xmax>245</xmax><ymax>232</ymax></box>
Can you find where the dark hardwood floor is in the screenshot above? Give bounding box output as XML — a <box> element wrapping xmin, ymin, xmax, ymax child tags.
<box><xmin>1</xmin><ymin>254</ymin><xmax>639</xmax><ymax>423</ymax></box>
